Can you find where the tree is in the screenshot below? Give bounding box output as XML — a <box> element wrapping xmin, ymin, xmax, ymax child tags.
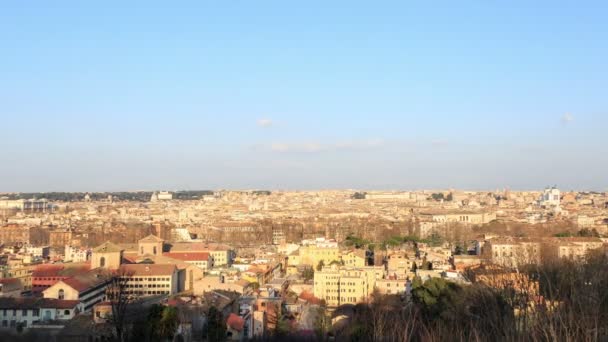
<box><xmin>411</xmin><ymin>277</ymin><xmax>461</xmax><ymax>319</ymax></box>
<box><xmin>316</xmin><ymin>260</ymin><xmax>325</xmax><ymax>271</ymax></box>
<box><xmin>302</xmin><ymin>267</ymin><xmax>314</xmax><ymax>281</ymax></box>
<box><xmin>206</xmin><ymin>306</ymin><xmax>226</xmax><ymax>342</ymax></box>
<box><xmin>145</xmin><ymin>305</ymin><xmax>179</xmax><ymax>341</ymax></box>
<box><xmin>106</xmin><ymin>269</ymin><xmax>134</xmax><ymax>342</ymax></box>
<box><xmin>314</xmin><ymin>304</ymin><xmax>331</xmax><ymax>340</ymax></box>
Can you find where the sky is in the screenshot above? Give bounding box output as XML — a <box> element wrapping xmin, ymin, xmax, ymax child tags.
<box><xmin>1</xmin><ymin>1</ymin><xmax>607</xmax><ymax>192</ymax></box>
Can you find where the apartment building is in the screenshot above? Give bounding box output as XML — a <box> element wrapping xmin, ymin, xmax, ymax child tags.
<box><xmin>486</xmin><ymin>238</ymin><xmax>542</xmax><ymax>268</ymax></box>
<box><xmin>552</xmin><ymin>237</ymin><xmax>605</xmax><ymax>260</ymax></box>
<box><xmin>291</xmin><ymin>245</ymin><xmax>340</xmax><ymax>268</ymax></box>
<box><xmin>387</xmin><ymin>252</ymin><xmax>416</xmax><ymax>278</ymax></box>
<box><xmin>314</xmin><ymin>266</ymin><xmax>378</xmax><ymax>307</ymax></box>
<box><xmin>340</xmin><ymin>249</ymin><xmax>366</xmax><ymax>268</ymax></box>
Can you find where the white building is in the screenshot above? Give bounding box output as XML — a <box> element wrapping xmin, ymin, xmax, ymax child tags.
<box><xmin>64</xmin><ymin>245</ymin><xmax>90</xmax><ymax>263</ymax></box>
<box><xmin>0</xmin><ymin>298</ymin><xmax>79</xmax><ymax>329</ymax></box>
<box><xmin>539</xmin><ymin>187</ymin><xmax>561</xmax><ymax>207</ymax></box>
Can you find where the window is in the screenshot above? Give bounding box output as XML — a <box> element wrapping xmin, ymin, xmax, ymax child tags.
<box><xmin>22</xmin><ymin>309</ymin><xmax>27</xmax><ymax>316</ymax></box>
<box><xmin>58</xmin><ymin>289</ymin><xmax>65</xmax><ymax>300</ymax></box>
<box><xmin>100</xmin><ymin>257</ymin><xmax>106</xmax><ymax>268</ymax></box>
<box><xmin>153</xmin><ymin>246</ymin><xmax>157</xmax><ymax>255</ymax></box>
<box><xmin>64</xmin><ymin>310</ymin><xmax>70</xmax><ymax>315</ymax></box>
<box><xmin>33</xmin><ymin>309</ymin><xmax>39</xmax><ymax>317</ymax></box>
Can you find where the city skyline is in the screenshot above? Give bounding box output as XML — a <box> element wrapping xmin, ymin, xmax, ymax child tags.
<box><xmin>1</xmin><ymin>1</ymin><xmax>607</xmax><ymax>192</ymax></box>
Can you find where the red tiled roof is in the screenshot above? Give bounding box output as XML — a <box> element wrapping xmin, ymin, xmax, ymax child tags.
<box><xmin>33</xmin><ymin>263</ymin><xmax>90</xmax><ymax>278</ymax></box>
<box><xmin>60</xmin><ymin>269</ymin><xmax>111</xmax><ymax>292</ymax></box>
<box><xmin>226</xmin><ymin>313</ymin><xmax>245</xmax><ymax>332</ymax></box>
<box><xmin>162</xmin><ymin>252</ymin><xmax>210</xmax><ymax>262</ymax></box>
<box><xmin>0</xmin><ymin>278</ymin><xmax>21</xmax><ymax>286</ymax></box>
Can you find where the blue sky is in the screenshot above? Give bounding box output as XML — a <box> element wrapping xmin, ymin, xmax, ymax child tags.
<box><xmin>1</xmin><ymin>1</ymin><xmax>606</xmax><ymax>192</ymax></box>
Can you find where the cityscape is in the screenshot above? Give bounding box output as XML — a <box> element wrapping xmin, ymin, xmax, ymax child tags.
<box><xmin>2</xmin><ymin>1</ymin><xmax>608</xmax><ymax>341</ymax></box>
<box><xmin>0</xmin><ymin>188</ymin><xmax>607</xmax><ymax>340</ymax></box>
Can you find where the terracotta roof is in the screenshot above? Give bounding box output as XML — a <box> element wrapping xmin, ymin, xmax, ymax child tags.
<box><xmin>162</xmin><ymin>252</ymin><xmax>210</xmax><ymax>262</ymax></box>
<box><xmin>93</xmin><ymin>241</ymin><xmax>124</xmax><ymax>253</ymax></box>
<box><xmin>33</xmin><ymin>263</ymin><xmax>91</xmax><ymax>278</ymax></box>
<box><xmin>226</xmin><ymin>313</ymin><xmax>245</xmax><ymax>332</ymax></box>
<box><xmin>0</xmin><ymin>278</ymin><xmax>22</xmax><ymax>287</ymax></box>
<box><xmin>59</xmin><ymin>269</ymin><xmax>111</xmax><ymax>292</ymax></box>
<box><xmin>119</xmin><ymin>264</ymin><xmax>177</xmax><ymax>276</ymax></box>
<box><xmin>0</xmin><ymin>297</ymin><xmax>79</xmax><ymax>310</ymax></box>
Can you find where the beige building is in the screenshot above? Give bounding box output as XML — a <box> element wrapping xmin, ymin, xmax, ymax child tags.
<box><xmin>420</xmin><ymin>211</ymin><xmax>497</xmax><ymax>225</ymax></box>
<box><xmin>91</xmin><ymin>242</ymin><xmax>123</xmax><ymax>270</ymax></box>
<box><xmin>375</xmin><ymin>279</ymin><xmax>409</xmax><ymax>295</ymax></box>
<box><xmin>553</xmin><ymin>237</ymin><xmax>604</xmax><ymax>260</ymax></box>
<box><xmin>138</xmin><ymin>234</ymin><xmax>164</xmax><ymax>256</ymax></box>
<box><xmin>119</xmin><ymin>264</ymin><xmax>179</xmax><ymax>297</ymax></box>
<box><xmin>314</xmin><ymin>266</ymin><xmax>378</xmax><ymax>307</ymax></box>
<box><xmin>290</xmin><ymin>245</ymin><xmax>340</xmax><ymax>269</ymax></box>
<box><xmin>387</xmin><ymin>252</ymin><xmax>416</xmax><ymax>278</ymax></box>
<box><xmin>340</xmin><ymin>250</ymin><xmax>366</xmax><ymax>268</ymax></box>
<box><xmin>487</xmin><ymin>239</ymin><xmax>542</xmax><ymax>268</ymax></box>
<box><xmin>162</xmin><ymin>252</ymin><xmax>214</xmax><ymax>271</ymax></box>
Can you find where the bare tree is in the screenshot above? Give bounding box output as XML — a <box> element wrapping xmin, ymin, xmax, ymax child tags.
<box><xmin>105</xmin><ymin>269</ymin><xmax>134</xmax><ymax>342</ymax></box>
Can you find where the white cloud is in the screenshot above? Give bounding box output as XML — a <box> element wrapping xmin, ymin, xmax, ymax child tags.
<box><xmin>267</xmin><ymin>139</ymin><xmax>385</xmax><ymax>153</ymax></box>
<box><xmin>561</xmin><ymin>113</ymin><xmax>574</xmax><ymax>124</ymax></box>
<box><xmin>257</xmin><ymin>118</ymin><xmax>274</xmax><ymax>128</ymax></box>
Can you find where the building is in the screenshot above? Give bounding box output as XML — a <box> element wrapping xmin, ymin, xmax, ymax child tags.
<box><xmin>340</xmin><ymin>249</ymin><xmax>367</xmax><ymax>268</ymax></box>
<box><xmin>22</xmin><ymin>245</ymin><xmax>50</xmax><ymax>259</ymax></box>
<box><xmin>150</xmin><ymin>191</ymin><xmax>173</xmax><ymax>201</ymax></box>
<box><xmin>42</xmin><ymin>269</ymin><xmax>111</xmax><ymax>312</ymax></box>
<box><xmin>0</xmin><ymin>279</ymin><xmax>23</xmax><ymax>297</ymax></box>
<box><xmin>539</xmin><ymin>187</ymin><xmax>561</xmax><ymax>207</ymax></box>
<box><xmin>551</xmin><ymin>237</ymin><xmax>605</xmax><ymax>261</ymax></box>
<box><xmin>313</xmin><ymin>266</ymin><xmax>378</xmax><ymax>307</ymax></box>
<box><xmin>0</xmin><ymin>224</ymin><xmax>30</xmax><ymax>245</ymax></box>
<box><xmin>375</xmin><ymin>279</ymin><xmax>409</xmax><ymax>296</ymax></box>
<box><xmin>32</xmin><ymin>263</ymin><xmax>90</xmax><ymax>293</ymax></box>
<box><xmin>3</xmin><ymin>264</ymin><xmax>34</xmax><ymax>292</ymax></box>
<box><xmin>419</xmin><ymin>211</ymin><xmax>497</xmax><ymax>225</ymax></box>
<box><xmin>138</xmin><ymin>235</ymin><xmax>164</xmax><ymax>256</ymax></box>
<box><xmin>0</xmin><ymin>298</ymin><xmax>79</xmax><ymax>329</ymax></box>
<box><xmin>162</xmin><ymin>252</ymin><xmax>214</xmax><ymax>271</ymax></box>
<box><xmin>486</xmin><ymin>238</ymin><xmax>542</xmax><ymax>268</ymax></box>
<box><xmin>91</xmin><ymin>241</ymin><xmax>124</xmax><ymax>270</ymax></box>
<box><xmin>292</xmin><ymin>244</ymin><xmax>340</xmax><ymax>269</ymax></box>
<box><xmin>49</xmin><ymin>229</ymin><xmax>73</xmax><ymax>248</ymax></box>
<box><xmin>118</xmin><ymin>264</ymin><xmax>179</xmax><ymax>297</ymax></box>
<box><xmin>64</xmin><ymin>245</ymin><xmax>90</xmax><ymax>263</ymax></box>
<box><xmin>386</xmin><ymin>252</ymin><xmax>416</xmax><ymax>278</ymax></box>
<box><xmin>169</xmin><ymin>242</ymin><xmax>234</xmax><ymax>266</ymax></box>
<box><xmin>0</xmin><ymin>199</ymin><xmax>53</xmax><ymax>211</ymax></box>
